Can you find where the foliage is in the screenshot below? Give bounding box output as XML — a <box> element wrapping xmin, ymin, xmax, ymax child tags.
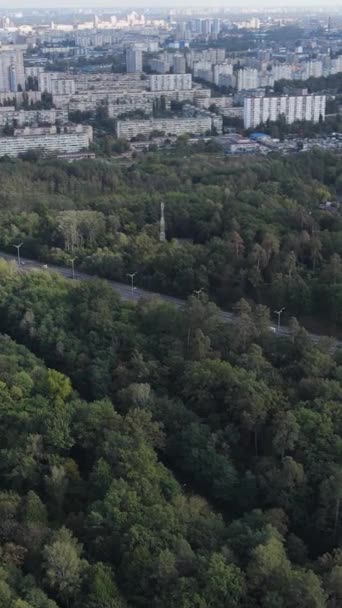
<box><xmin>0</xmin><ymin>262</ymin><xmax>340</xmax><ymax>605</ymax></box>
<box><xmin>0</xmin><ymin>150</ymin><xmax>341</xmax><ymax>329</ymax></box>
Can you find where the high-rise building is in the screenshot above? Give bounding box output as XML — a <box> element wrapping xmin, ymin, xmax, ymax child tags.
<box><xmin>211</xmin><ymin>18</ymin><xmax>221</xmax><ymax>35</ymax></box>
<box><xmin>126</xmin><ymin>48</ymin><xmax>143</xmax><ymax>73</ymax></box>
<box><xmin>0</xmin><ymin>49</ymin><xmax>25</xmax><ymax>92</ymax></box>
<box><xmin>244</xmin><ymin>94</ymin><xmax>326</xmax><ymax>129</ymax></box>
<box><xmin>216</xmin><ymin>48</ymin><xmax>226</xmax><ymax>63</ymax></box>
<box><xmin>273</xmin><ymin>64</ymin><xmax>293</xmax><ymax>82</ymax></box>
<box><xmin>192</xmin><ymin>18</ymin><xmax>202</xmax><ymax>33</ymax></box>
<box><xmin>173</xmin><ymin>54</ymin><xmax>186</xmax><ymax>74</ymax></box>
<box><xmin>194</xmin><ymin>60</ymin><xmax>212</xmax><ymax>77</ymax></box>
<box><xmin>176</xmin><ymin>22</ymin><xmax>186</xmax><ymax>40</ymax></box>
<box><xmin>237</xmin><ymin>68</ymin><xmax>259</xmax><ymax>91</ymax></box>
<box><xmin>201</xmin><ymin>19</ymin><xmax>211</xmax><ymax>36</ymax></box>
<box><xmin>213</xmin><ymin>63</ymin><xmax>233</xmax><ymax>86</ymax></box>
<box><xmin>303</xmin><ymin>60</ymin><xmax>323</xmax><ymax>80</ymax></box>
<box><xmin>331</xmin><ymin>55</ymin><xmax>342</xmax><ymax>75</ymax></box>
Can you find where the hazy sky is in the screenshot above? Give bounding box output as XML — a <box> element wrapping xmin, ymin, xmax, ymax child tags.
<box><xmin>2</xmin><ymin>0</ymin><xmax>341</xmax><ymax>7</ymax></box>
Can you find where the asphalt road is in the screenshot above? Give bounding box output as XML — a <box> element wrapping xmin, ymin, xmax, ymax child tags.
<box><xmin>0</xmin><ymin>251</ymin><xmax>337</xmax><ymax>346</ymax></box>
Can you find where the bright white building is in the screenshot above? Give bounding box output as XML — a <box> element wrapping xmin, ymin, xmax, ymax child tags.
<box><xmin>0</xmin><ymin>125</ymin><xmax>93</xmax><ymax>157</ymax></box>
<box><xmin>244</xmin><ymin>94</ymin><xmax>326</xmax><ymax>128</ymax></box>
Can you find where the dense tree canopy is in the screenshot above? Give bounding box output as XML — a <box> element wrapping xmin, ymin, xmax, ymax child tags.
<box><xmin>0</xmin><ymin>260</ymin><xmax>341</xmax><ymax>605</ymax></box>
<box><xmin>0</xmin><ymin>149</ymin><xmax>341</xmax><ymax>330</ymax></box>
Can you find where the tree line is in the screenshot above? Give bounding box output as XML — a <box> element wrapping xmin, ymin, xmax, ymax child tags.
<box><xmin>0</xmin><ymin>149</ymin><xmax>341</xmax><ymax>330</ymax></box>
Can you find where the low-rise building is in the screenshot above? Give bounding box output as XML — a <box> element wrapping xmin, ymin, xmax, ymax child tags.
<box><xmin>0</xmin><ymin>124</ymin><xmax>93</xmax><ymax>157</ymax></box>
<box><xmin>108</xmin><ymin>98</ymin><xmax>153</xmax><ymax>117</ymax></box>
<box><xmin>116</xmin><ymin>115</ymin><xmax>215</xmax><ymax>139</ymax></box>
<box><xmin>0</xmin><ymin>107</ymin><xmax>68</xmax><ymax>126</ymax></box>
<box><xmin>149</xmin><ymin>73</ymin><xmax>192</xmax><ymax>92</ymax></box>
<box><xmin>38</xmin><ymin>72</ymin><xmax>76</xmax><ymax>96</ymax></box>
<box><xmin>0</xmin><ymin>91</ymin><xmax>42</xmax><ymax>106</ymax></box>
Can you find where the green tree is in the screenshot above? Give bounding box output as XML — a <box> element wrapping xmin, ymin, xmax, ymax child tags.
<box><xmin>43</xmin><ymin>527</ymin><xmax>85</xmax><ymax>605</ymax></box>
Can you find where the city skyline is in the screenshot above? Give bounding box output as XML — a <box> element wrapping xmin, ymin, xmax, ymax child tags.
<box><xmin>0</xmin><ymin>0</ymin><xmax>339</xmax><ymax>8</ymax></box>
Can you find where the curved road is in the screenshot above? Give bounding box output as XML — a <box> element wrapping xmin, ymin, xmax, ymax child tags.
<box><xmin>0</xmin><ymin>251</ymin><xmax>338</xmax><ymax>346</ymax></box>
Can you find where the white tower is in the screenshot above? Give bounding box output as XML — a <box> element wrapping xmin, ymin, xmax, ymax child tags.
<box><xmin>160</xmin><ymin>202</ymin><xmax>166</xmax><ymax>242</ymax></box>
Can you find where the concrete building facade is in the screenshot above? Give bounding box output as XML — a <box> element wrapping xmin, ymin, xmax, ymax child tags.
<box><xmin>0</xmin><ymin>125</ymin><xmax>93</xmax><ymax>157</ymax></box>
<box><xmin>116</xmin><ymin>115</ymin><xmax>215</xmax><ymax>139</ymax></box>
<box><xmin>126</xmin><ymin>48</ymin><xmax>143</xmax><ymax>73</ymax></box>
<box><xmin>244</xmin><ymin>94</ymin><xmax>326</xmax><ymax>128</ymax></box>
<box><xmin>149</xmin><ymin>73</ymin><xmax>192</xmax><ymax>91</ymax></box>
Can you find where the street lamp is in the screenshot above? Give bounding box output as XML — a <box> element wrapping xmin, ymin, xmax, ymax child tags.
<box><xmin>274</xmin><ymin>307</ymin><xmax>285</xmax><ymax>332</ymax></box>
<box><xmin>127</xmin><ymin>272</ymin><xmax>137</xmax><ymax>297</ymax></box>
<box><xmin>13</xmin><ymin>242</ymin><xmax>23</xmax><ymax>267</ymax></box>
<box><xmin>70</xmin><ymin>257</ymin><xmax>76</xmax><ymax>280</ymax></box>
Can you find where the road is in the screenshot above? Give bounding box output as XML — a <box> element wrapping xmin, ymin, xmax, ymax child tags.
<box><xmin>0</xmin><ymin>251</ymin><xmax>337</xmax><ymax>346</ymax></box>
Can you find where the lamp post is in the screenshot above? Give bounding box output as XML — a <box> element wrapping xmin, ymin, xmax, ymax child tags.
<box><xmin>13</xmin><ymin>242</ymin><xmax>23</xmax><ymax>267</ymax></box>
<box><xmin>274</xmin><ymin>307</ymin><xmax>285</xmax><ymax>332</ymax></box>
<box><xmin>127</xmin><ymin>272</ymin><xmax>137</xmax><ymax>297</ymax></box>
<box><xmin>70</xmin><ymin>257</ymin><xmax>76</xmax><ymax>280</ymax></box>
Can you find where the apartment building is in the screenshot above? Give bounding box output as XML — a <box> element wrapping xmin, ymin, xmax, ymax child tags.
<box><xmin>0</xmin><ymin>125</ymin><xmax>93</xmax><ymax>157</ymax></box>
<box><xmin>25</xmin><ymin>66</ymin><xmax>45</xmax><ymax>79</ymax></box>
<box><xmin>0</xmin><ymin>49</ymin><xmax>25</xmax><ymax>92</ymax></box>
<box><xmin>213</xmin><ymin>63</ymin><xmax>233</xmax><ymax>86</ymax></box>
<box><xmin>330</xmin><ymin>56</ymin><xmax>342</xmax><ymax>75</ymax></box>
<box><xmin>126</xmin><ymin>48</ymin><xmax>143</xmax><ymax>73</ymax></box>
<box><xmin>108</xmin><ymin>98</ymin><xmax>153</xmax><ymax>117</ymax></box>
<box><xmin>196</xmin><ymin>95</ymin><xmax>233</xmax><ymax>110</ymax></box>
<box><xmin>273</xmin><ymin>64</ymin><xmax>293</xmax><ymax>81</ymax></box>
<box><xmin>303</xmin><ymin>60</ymin><xmax>323</xmax><ymax>79</ymax></box>
<box><xmin>218</xmin><ymin>73</ymin><xmax>235</xmax><ymax>89</ymax></box>
<box><xmin>149</xmin><ymin>58</ymin><xmax>168</xmax><ymax>74</ymax></box>
<box><xmin>244</xmin><ymin>94</ymin><xmax>326</xmax><ymax>128</ymax></box>
<box><xmin>193</xmin><ymin>61</ymin><xmax>212</xmax><ymax>78</ymax></box>
<box><xmin>116</xmin><ymin>115</ymin><xmax>214</xmax><ymax>139</ymax></box>
<box><xmin>173</xmin><ymin>54</ymin><xmax>186</xmax><ymax>74</ymax></box>
<box><xmin>0</xmin><ymin>91</ymin><xmax>42</xmax><ymax>106</ymax></box>
<box><xmin>237</xmin><ymin>68</ymin><xmax>259</xmax><ymax>91</ymax></box>
<box><xmin>0</xmin><ymin>107</ymin><xmax>68</xmax><ymax>127</ymax></box>
<box><xmin>39</xmin><ymin>73</ymin><xmax>76</xmax><ymax>96</ymax></box>
<box><xmin>149</xmin><ymin>73</ymin><xmax>192</xmax><ymax>92</ymax></box>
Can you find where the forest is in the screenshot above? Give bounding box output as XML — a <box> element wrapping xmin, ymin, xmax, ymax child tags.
<box><xmin>0</xmin><ymin>149</ymin><xmax>341</xmax><ymax>332</ymax></box>
<box><xmin>0</xmin><ymin>259</ymin><xmax>341</xmax><ymax>607</ymax></box>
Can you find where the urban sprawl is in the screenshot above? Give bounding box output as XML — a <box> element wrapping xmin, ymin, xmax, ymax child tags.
<box><xmin>0</xmin><ymin>8</ymin><xmax>341</xmax><ymax>157</ymax></box>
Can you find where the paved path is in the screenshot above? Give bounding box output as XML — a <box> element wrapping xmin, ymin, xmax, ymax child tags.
<box><xmin>0</xmin><ymin>251</ymin><xmax>336</xmax><ymax>345</ymax></box>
